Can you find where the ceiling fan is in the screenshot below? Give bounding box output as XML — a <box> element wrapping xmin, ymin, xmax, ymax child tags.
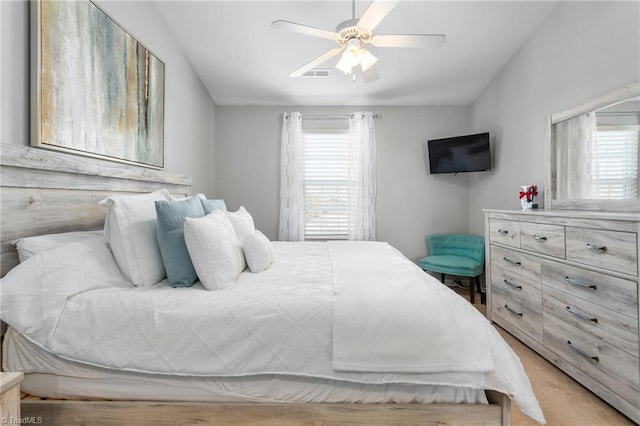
<box><xmin>272</xmin><ymin>0</ymin><xmax>446</xmax><ymax>83</ymax></box>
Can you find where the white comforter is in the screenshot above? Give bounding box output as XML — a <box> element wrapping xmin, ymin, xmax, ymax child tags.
<box><xmin>0</xmin><ymin>238</ymin><xmax>544</xmax><ymax>423</ymax></box>
<box><xmin>330</xmin><ymin>241</ymin><xmax>493</xmax><ymax>373</ymax></box>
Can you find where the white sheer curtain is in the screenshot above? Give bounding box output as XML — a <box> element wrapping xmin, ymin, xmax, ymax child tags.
<box><xmin>348</xmin><ymin>112</ymin><xmax>377</xmax><ymax>241</ymax></box>
<box><xmin>555</xmin><ymin>112</ymin><xmax>598</xmax><ymax>199</ymax></box>
<box><xmin>278</xmin><ymin>112</ymin><xmax>305</xmax><ymax>241</ymax></box>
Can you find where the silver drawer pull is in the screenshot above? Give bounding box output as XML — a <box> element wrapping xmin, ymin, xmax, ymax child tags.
<box><xmin>497</xmin><ymin>229</ymin><xmax>509</xmax><ymax>235</ymax></box>
<box><xmin>503</xmin><ymin>257</ymin><xmax>522</xmax><ymax>266</ymax></box>
<box><xmin>586</xmin><ymin>243</ymin><xmax>607</xmax><ymax>253</ymax></box>
<box><xmin>532</xmin><ymin>234</ymin><xmax>547</xmax><ymax>241</ymax></box>
<box><xmin>565</xmin><ymin>306</ymin><xmax>598</xmax><ymax>323</ymax></box>
<box><xmin>564</xmin><ymin>276</ymin><xmax>597</xmax><ymax>290</ymax></box>
<box><xmin>566</xmin><ymin>340</ymin><xmax>599</xmax><ymax>362</ymax></box>
<box><xmin>504</xmin><ymin>304</ymin><xmax>523</xmax><ymax>317</ymax></box>
<box><xmin>504</xmin><ymin>279</ymin><xmax>522</xmax><ymax>290</ymax></box>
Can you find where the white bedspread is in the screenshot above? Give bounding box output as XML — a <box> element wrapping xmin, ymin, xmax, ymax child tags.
<box><xmin>0</xmin><ymin>238</ymin><xmax>545</xmax><ymax>423</ymax></box>
<box><xmin>330</xmin><ymin>241</ymin><xmax>494</xmax><ymax>373</ymax></box>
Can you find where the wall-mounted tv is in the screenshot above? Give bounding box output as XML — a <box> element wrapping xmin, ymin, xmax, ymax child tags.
<box><xmin>425</xmin><ymin>132</ymin><xmax>491</xmax><ymax>174</ymax></box>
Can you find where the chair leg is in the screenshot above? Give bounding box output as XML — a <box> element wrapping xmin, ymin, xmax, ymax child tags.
<box><xmin>440</xmin><ymin>273</ymin><xmax>445</xmax><ymax>283</ymax></box>
<box><xmin>479</xmin><ymin>275</ymin><xmax>486</xmax><ymax>305</ymax></box>
<box><xmin>469</xmin><ymin>277</ymin><xmax>475</xmax><ymax>305</ymax></box>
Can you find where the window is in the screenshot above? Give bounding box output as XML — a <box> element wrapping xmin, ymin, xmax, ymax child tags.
<box><xmin>591</xmin><ymin>128</ymin><xmax>638</xmax><ymax>199</ymax></box>
<box><xmin>279</xmin><ymin>111</ymin><xmax>376</xmax><ymax>242</ymax></box>
<box><xmin>302</xmin><ymin>130</ymin><xmax>354</xmax><ymax>240</ymax></box>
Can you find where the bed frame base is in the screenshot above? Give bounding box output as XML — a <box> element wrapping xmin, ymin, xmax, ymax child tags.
<box><xmin>21</xmin><ymin>391</ymin><xmax>510</xmax><ymax>425</ymax></box>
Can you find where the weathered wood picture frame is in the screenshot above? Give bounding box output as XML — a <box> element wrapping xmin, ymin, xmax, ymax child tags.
<box><xmin>30</xmin><ymin>0</ymin><xmax>165</xmax><ymax>169</ymax></box>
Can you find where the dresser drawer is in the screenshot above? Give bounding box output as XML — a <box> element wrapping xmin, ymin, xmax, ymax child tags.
<box><xmin>492</xmin><ymin>288</ymin><xmax>543</xmax><ymax>342</ymax></box>
<box><xmin>489</xmin><ymin>219</ymin><xmax>520</xmax><ymax>248</ymax></box>
<box><xmin>491</xmin><ymin>245</ymin><xmax>542</xmax><ymax>286</ymax></box>
<box><xmin>492</xmin><ymin>259</ymin><xmax>542</xmax><ymax>313</ymax></box>
<box><xmin>493</xmin><ymin>262</ymin><xmax>541</xmax><ymax>294</ymax></box>
<box><xmin>544</xmin><ymin>313</ymin><xmax>640</xmax><ymax>407</ymax></box>
<box><xmin>520</xmin><ymin>222</ymin><xmax>565</xmax><ymax>258</ymax></box>
<box><xmin>543</xmin><ymin>286</ymin><xmax>638</xmax><ymax>357</ymax></box>
<box><xmin>566</xmin><ymin>227</ymin><xmax>638</xmax><ymax>276</ymax></box>
<box><xmin>542</xmin><ymin>261</ymin><xmax>638</xmax><ymax>319</ymax></box>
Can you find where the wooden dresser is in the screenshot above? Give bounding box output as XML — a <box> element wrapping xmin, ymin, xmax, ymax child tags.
<box><xmin>484</xmin><ymin>209</ymin><xmax>639</xmax><ymax>423</ymax></box>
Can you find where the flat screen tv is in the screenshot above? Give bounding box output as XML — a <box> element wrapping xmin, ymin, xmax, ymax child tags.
<box><xmin>425</xmin><ymin>132</ymin><xmax>491</xmax><ymax>174</ymax></box>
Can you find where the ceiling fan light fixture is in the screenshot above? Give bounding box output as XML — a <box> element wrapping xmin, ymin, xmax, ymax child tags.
<box><xmin>358</xmin><ymin>49</ymin><xmax>378</xmax><ymax>71</ymax></box>
<box><xmin>336</xmin><ymin>39</ymin><xmax>377</xmax><ymax>75</ymax></box>
<box><xmin>335</xmin><ymin>48</ymin><xmax>358</xmax><ymax>74</ymax></box>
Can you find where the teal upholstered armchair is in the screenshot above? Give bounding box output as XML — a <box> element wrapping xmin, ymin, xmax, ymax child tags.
<box><xmin>419</xmin><ymin>234</ymin><xmax>485</xmax><ymax>304</ymax></box>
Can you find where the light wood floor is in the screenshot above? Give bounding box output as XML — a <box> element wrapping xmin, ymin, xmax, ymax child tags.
<box><xmin>458</xmin><ymin>287</ymin><xmax>635</xmax><ymax>426</ymax></box>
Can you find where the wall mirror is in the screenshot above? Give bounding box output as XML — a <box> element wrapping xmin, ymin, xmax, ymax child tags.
<box><xmin>546</xmin><ymin>82</ymin><xmax>640</xmax><ymax>212</ymax></box>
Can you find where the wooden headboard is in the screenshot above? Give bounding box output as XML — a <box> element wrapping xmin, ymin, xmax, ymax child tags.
<box><xmin>0</xmin><ymin>143</ymin><xmax>192</xmax><ymax>276</ymax></box>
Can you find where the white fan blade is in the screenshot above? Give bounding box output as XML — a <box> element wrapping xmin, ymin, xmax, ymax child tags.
<box><xmin>289</xmin><ymin>47</ymin><xmax>344</xmax><ymax>77</ymax></box>
<box><xmin>271</xmin><ymin>20</ymin><xmax>337</xmax><ymax>40</ymax></box>
<box><xmin>372</xmin><ymin>34</ymin><xmax>446</xmax><ymax>48</ymax></box>
<box><xmin>361</xmin><ymin>64</ymin><xmax>380</xmax><ymax>83</ymax></box>
<box><xmin>357</xmin><ymin>0</ymin><xmax>398</xmax><ymax>32</ymax></box>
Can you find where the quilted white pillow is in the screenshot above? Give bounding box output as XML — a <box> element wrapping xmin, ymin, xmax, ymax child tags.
<box><xmin>224</xmin><ymin>206</ymin><xmax>255</xmax><ymax>242</ymax></box>
<box><xmin>13</xmin><ymin>230</ymin><xmax>104</xmax><ymax>263</ymax></box>
<box><xmin>242</xmin><ymin>230</ymin><xmax>274</xmax><ymax>273</ymax></box>
<box><xmin>99</xmin><ymin>188</ymin><xmax>171</xmax><ymax>287</ymax></box>
<box><xmin>184</xmin><ymin>211</ymin><xmax>246</xmax><ymax>291</ymax></box>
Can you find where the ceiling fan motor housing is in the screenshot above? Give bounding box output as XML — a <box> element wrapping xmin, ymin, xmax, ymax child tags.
<box><xmin>335</xmin><ymin>18</ymin><xmax>372</xmax><ymax>45</ymax></box>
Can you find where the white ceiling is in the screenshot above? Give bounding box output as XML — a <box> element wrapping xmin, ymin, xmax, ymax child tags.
<box><xmin>155</xmin><ymin>1</ymin><xmax>558</xmax><ymax>106</ymax></box>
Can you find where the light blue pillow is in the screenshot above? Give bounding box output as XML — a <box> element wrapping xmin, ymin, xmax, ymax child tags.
<box><xmin>201</xmin><ymin>198</ymin><xmax>227</xmax><ymax>214</ymax></box>
<box><xmin>155</xmin><ymin>197</ymin><xmax>205</xmax><ymax>287</ymax></box>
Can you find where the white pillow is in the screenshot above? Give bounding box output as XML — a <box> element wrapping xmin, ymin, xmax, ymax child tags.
<box><xmin>13</xmin><ymin>230</ymin><xmax>104</xmax><ymax>263</ymax></box>
<box><xmin>99</xmin><ymin>189</ymin><xmax>171</xmax><ymax>286</ymax></box>
<box><xmin>224</xmin><ymin>206</ymin><xmax>255</xmax><ymax>242</ymax></box>
<box><xmin>169</xmin><ymin>193</ymin><xmax>206</xmax><ymax>201</ymax></box>
<box><xmin>184</xmin><ymin>211</ymin><xmax>246</xmax><ymax>291</ymax></box>
<box><xmin>242</xmin><ymin>231</ymin><xmax>274</xmax><ymax>273</ymax></box>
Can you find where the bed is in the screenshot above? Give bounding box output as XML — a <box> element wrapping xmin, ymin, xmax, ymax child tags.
<box><xmin>0</xmin><ymin>143</ymin><xmax>544</xmax><ymax>425</ymax></box>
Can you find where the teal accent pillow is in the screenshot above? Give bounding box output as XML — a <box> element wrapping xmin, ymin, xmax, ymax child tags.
<box><xmin>155</xmin><ymin>197</ymin><xmax>205</xmax><ymax>287</ymax></box>
<box><xmin>201</xmin><ymin>198</ymin><xmax>227</xmax><ymax>214</ymax></box>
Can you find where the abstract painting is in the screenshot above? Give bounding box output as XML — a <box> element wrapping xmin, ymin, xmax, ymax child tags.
<box><xmin>31</xmin><ymin>0</ymin><xmax>164</xmax><ymax>168</ymax></box>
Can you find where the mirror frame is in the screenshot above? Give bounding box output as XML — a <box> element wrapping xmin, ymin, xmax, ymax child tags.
<box><xmin>545</xmin><ymin>82</ymin><xmax>640</xmax><ymax>212</ymax></box>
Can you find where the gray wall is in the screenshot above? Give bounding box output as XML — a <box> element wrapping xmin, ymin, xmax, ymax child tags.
<box><xmin>0</xmin><ymin>1</ymin><xmax>216</xmax><ymax>195</ymax></box>
<box><xmin>215</xmin><ymin>105</ymin><xmax>473</xmax><ymax>262</ymax></box>
<box><xmin>467</xmin><ymin>1</ymin><xmax>640</xmax><ymax>234</ymax></box>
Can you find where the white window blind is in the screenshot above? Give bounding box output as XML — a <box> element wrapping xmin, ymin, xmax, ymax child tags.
<box><xmin>302</xmin><ymin>130</ymin><xmax>354</xmax><ymax>240</ymax></box>
<box><xmin>591</xmin><ymin>128</ymin><xmax>638</xmax><ymax>199</ymax></box>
